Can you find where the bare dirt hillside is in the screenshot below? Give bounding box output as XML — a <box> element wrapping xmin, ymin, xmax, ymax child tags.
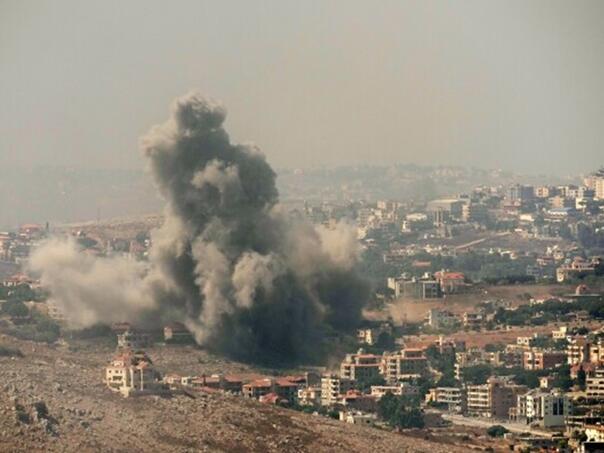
<box><xmin>0</xmin><ymin>336</ymin><xmax>470</xmax><ymax>453</ymax></box>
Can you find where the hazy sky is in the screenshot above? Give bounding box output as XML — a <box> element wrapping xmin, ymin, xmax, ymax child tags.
<box><xmin>2</xmin><ymin>0</ymin><xmax>604</xmax><ymax>175</ymax></box>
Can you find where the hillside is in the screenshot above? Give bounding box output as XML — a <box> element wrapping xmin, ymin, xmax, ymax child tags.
<box><xmin>0</xmin><ymin>336</ymin><xmax>470</xmax><ymax>453</ymax></box>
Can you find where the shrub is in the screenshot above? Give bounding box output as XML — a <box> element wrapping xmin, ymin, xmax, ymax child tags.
<box><xmin>486</xmin><ymin>425</ymin><xmax>509</xmax><ymax>437</ymax></box>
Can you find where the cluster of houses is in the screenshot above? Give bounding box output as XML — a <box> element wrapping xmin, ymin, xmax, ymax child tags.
<box><xmin>105</xmin><ymin>318</ymin><xmax>604</xmax><ymax>451</ymax></box>
<box><xmin>0</xmin><ymin>223</ymin><xmax>47</xmax><ymax>264</ymax></box>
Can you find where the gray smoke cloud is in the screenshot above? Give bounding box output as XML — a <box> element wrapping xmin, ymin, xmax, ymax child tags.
<box><xmin>29</xmin><ymin>92</ymin><xmax>368</xmax><ymax>364</ymax></box>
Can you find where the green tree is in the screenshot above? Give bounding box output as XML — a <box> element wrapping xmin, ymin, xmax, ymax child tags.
<box><xmin>462</xmin><ymin>364</ymin><xmax>492</xmax><ymax>385</ymax></box>
<box><xmin>553</xmin><ymin>365</ymin><xmax>573</xmax><ymax>391</ymax></box>
<box><xmin>2</xmin><ymin>300</ymin><xmax>29</xmax><ymax>317</ymax></box>
<box><xmin>378</xmin><ymin>392</ymin><xmax>424</xmax><ymax>429</ymax></box>
<box><xmin>486</xmin><ymin>425</ymin><xmax>509</xmax><ymax>437</ymax></box>
<box><xmin>577</xmin><ymin>367</ymin><xmax>587</xmax><ymax>391</ymax></box>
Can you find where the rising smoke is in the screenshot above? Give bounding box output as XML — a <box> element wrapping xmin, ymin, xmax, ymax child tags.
<box><xmin>29</xmin><ymin>93</ymin><xmax>368</xmax><ymax>364</ymax></box>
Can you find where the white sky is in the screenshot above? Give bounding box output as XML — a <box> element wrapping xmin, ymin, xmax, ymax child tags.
<box><xmin>1</xmin><ymin>0</ymin><xmax>604</xmax><ymax>175</ymax></box>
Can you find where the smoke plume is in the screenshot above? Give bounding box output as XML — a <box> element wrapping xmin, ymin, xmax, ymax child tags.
<box><xmin>30</xmin><ymin>92</ymin><xmax>368</xmax><ymax>364</ymax></box>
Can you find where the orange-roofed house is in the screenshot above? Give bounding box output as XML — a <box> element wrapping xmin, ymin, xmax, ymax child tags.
<box><xmin>434</xmin><ymin>271</ymin><xmax>468</xmax><ymax>294</ymax></box>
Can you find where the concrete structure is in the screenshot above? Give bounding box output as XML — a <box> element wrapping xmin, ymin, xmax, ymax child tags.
<box><xmin>586</xmin><ymin>369</ymin><xmax>604</xmax><ymax>400</ymax></box>
<box><xmin>297</xmin><ymin>386</ymin><xmax>321</xmax><ymax>406</ymax></box>
<box><xmin>339</xmin><ymin>410</ymin><xmax>377</xmax><ymax>426</ymax></box>
<box><xmin>513</xmin><ymin>389</ymin><xmax>570</xmax><ymax>428</ymax></box>
<box><xmin>466</xmin><ymin>377</ymin><xmax>527</xmax><ymax>419</ymax></box>
<box><xmin>425</xmin><ymin>387</ymin><xmax>466</xmax><ymax>413</ymax></box>
<box><xmin>242</xmin><ymin>378</ymin><xmax>299</xmax><ymax>404</ymax></box>
<box><xmin>426</xmin><ymin>199</ymin><xmax>464</xmax><ymax>219</ymax></box>
<box><xmin>163</xmin><ymin>322</ymin><xmax>194</xmax><ymax>343</ymax></box>
<box><xmin>556</xmin><ymin>257</ymin><xmax>598</xmax><ymax>283</ymax></box>
<box><xmin>522</xmin><ymin>350</ymin><xmax>566</xmax><ymax>371</ymax></box>
<box><xmin>370</xmin><ymin>383</ymin><xmax>419</xmax><ymax>399</ymax></box>
<box><xmin>320</xmin><ymin>374</ymin><xmax>354</xmax><ymax>406</ymax></box>
<box><xmin>340</xmin><ymin>350</ymin><xmax>381</xmax><ymax>382</ymax></box>
<box><xmin>462</xmin><ymin>312</ymin><xmax>484</xmax><ymax>330</ymax></box>
<box><xmin>105</xmin><ymin>350</ymin><xmax>164</xmax><ymax>397</ymax></box>
<box><xmin>434</xmin><ymin>271</ymin><xmax>467</xmax><ymax>294</ymax></box>
<box><xmin>426</xmin><ymin>309</ymin><xmax>458</xmax><ymax>329</ymax></box>
<box><xmin>117</xmin><ymin>329</ymin><xmax>150</xmax><ymax>349</ymax></box>
<box><xmin>399</xmin><ymin>278</ymin><xmax>442</xmax><ymax>299</ymax></box>
<box><xmin>568</xmin><ymin>337</ymin><xmax>590</xmax><ymax>365</ymax></box>
<box><xmin>381</xmin><ymin>348</ymin><xmax>428</xmax><ymax>383</ymax></box>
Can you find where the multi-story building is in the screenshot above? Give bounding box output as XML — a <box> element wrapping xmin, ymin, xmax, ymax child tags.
<box><xmin>466</xmin><ymin>383</ymin><xmax>491</xmax><ymax>417</ymax></box>
<box><xmin>513</xmin><ymin>389</ymin><xmax>570</xmax><ymax>428</ymax></box>
<box><xmin>320</xmin><ymin>374</ymin><xmax>354</xmax><ymax>406</ymax></box>
<box><xmin>242</xmin><ymin>378</ymin><xmax>299</xmax><ymax>404</ymax></box>
<box><xmin>455</xmin><ymin>348</ymin><xmax>491</xmax><ymax>380</ymax></box>
<box><xmin>462</xmin><ymin>312</ymin><xmax>484</xmax><ymax>330</ymax></box>
<box><xmin>381</xmin><ymin>348</ymin><xmax>428</xmax><ymax>383</ymax></box>
<box><xmin>434</xmin><ymin>271</ymin><xmax>467</xmax><ymax>294</ymax></box>
<box><xmin>105</xmin><ymin>350</ymin><xmax>163</xmax><ymax>397</ymax></box>
<box><xmin>466</xmin><ymin>377</ymin><xmax>527</xmax><ymax>419</ymax></box>
<box><xmin>556</xmin><ymin>257</ymin><xmax>598</xmax><ymax>283</ymax></box>
<box><xmin>425</xmin><ymin>387</ymin><xmax>466</xmax><ymax>413</ymax></box>
<box><xmin>586</xmin><ymin>369</ymin><xmax>604</xmax><ymax>400</ymax></box>
<box><xmin>589</xmin><ymin>342</ymin><xmax>604</xmax><ymax>365</ymax></box>
<box><xmin>507</xmin><ymin>184</ymin><xmax>534</xmax><ymax>203</ymax></box>
<box><xmin>461</xmin><ymin>203</ymin><xmax>489</xmax><ymax>223</ymax></box>
<box><xmin>523</xmin><ymin>350</ymin><xmax>566</xmax><ymax>371</ymax></box>
<box><xmin>340</xmin><ymin>350</ymin><xmax>382</xmax><ymax>382</ymax></box>
<box><xmin>426</xmin><ymin>199</ymin><xmax>464</xmax><ymax>219</ymax></box>
<box><xmin>401</xmin><ymin>278</ymin><xmax>442</xmax><ymax>299</ymax></box>
<box><xmin>297</xmin><ymin>386</ymin><xmax>322</xmax><ymax>406</ymax></box>
<box><xmin>117</xmin><ymin>329</ymin><xmax>151</xmax><ymax>350</ymax></box>
<box><xmin>426</xmin><ymin>309</ymin><xmax>458</xmax><ymax>329</ymax></box>
<box><xmin>568</xmin><ymin>337</ymin><xmax>590</xmax><ymax>365</ymax></box>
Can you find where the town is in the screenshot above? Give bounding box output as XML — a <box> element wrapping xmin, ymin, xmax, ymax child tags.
<box><xmin>1</xmin><ymin>166</ymin><xmax>604</xmax><ymax>452</ymax></box>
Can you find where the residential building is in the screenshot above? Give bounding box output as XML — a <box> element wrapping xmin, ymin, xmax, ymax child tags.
<box><xmin>401</xmin><ymin>278</ymin><xmax>442</xmax><ymax>299</ymax></box>
<box><xmin>462</xmin><ymin>312</ymin><xmax>484</xmax><ymax>330</ymax></box>
<box><xmin>426</xmin><ymin>309</ymin><xmax>458</xmax><ymax>329</ymax></box>
<box><xmin>585</xmin><ymin>425</ymin><xmax>604</xmax><ymax>443</ymax></box>
<box><xmin>513</xmin><ymin>389</ymin><xmax>570</xmax><ymax>427</ymax></box>
<box><xmin>434</xmin><ymin>271</ymin><xmax>467</xmax><ymax>294</ymax></box>
<box><xmin>163</xmin><ymin>322</ymin><xmax>194</xmax><ymax>343</ymax></box>
<box><xmin>523</xmin><ymin>350</ymin><xmax>566</xmax><ymax>371</ymax></box>
<box><xmin>568</xmin><ymin>337</ymin><xmax>590</xmax><ymax>365</ymax></box>
<box><xmin>117</xmin><ymin>329</ymin><xmax>151</xmax><ymax>350</ymax></box>
<box><xmin>105</xmin><ymin>350</ymin><xmax>164</xmax><ymax>397</ymax></box>
<box><xmin>242</xmin><ymin>378</ymin><xmax>299</xmax><ymax>404</ymax></box>
<box><xmin>381</xmin><ymin>348</ymin><xmax>428</xmax><ymax>383</ymax></box>
<box><xmin>297</xmin><ymin>386</ymin><xmax>321</xmax><ymax>406</ymax></box>
<box><xmin>426</xmin><ymin>199</ymin><xmax>464</xmax><ymax>219</ymax></box>
<box><xmin>339</xmin><ymin>411</ymin><xmax>377</xmax><ymax>426</ymax></box>
<box><xmin>589</xmin><ymin>342</ymin><xmax>604</xmax><ymax>365</ymax></box>
<box><xmin>340</xmin><ymin>350</ymin><xmax>382</xmax><ymax>382</ymax></box>
<box><xmin>370</xmin><ymin>383</ymin><xmax>419</xmax><ymax>400</ymax></box>
<box><xmin>321</xmin><ymin>374</ymin><xmax>354</xmax><ymax>406</ymax></box>
<box><xmin>425</xmin><ymin>387</ymin><xmax>466</xmax><ymax>413</ymax></box>
<box><xmin>556</xmin><ymin>257</ymin><xmax>598</xmax><ymax>283</ymax></box>
<box><xmin>552</xmin><ymin>326</ymin><xmax>569</xmax><ymax>340</ymax></box>
<box><xmin>586</xmin><ymin>369</ymin><xmax>604</xmax><ymax>400</ymax></box>
<box><xmin>466</xmin><ymin>377</ymin><xmax>527</xmax><ymax>419</ymax></box>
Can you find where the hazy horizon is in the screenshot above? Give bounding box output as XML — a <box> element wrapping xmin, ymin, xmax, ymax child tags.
<box><xmin>2</xmin><ymin>0</ymin><xmax>604</xmax><ymax>176</ymax></box>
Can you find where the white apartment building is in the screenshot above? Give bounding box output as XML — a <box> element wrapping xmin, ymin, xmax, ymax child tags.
<box><xmin>586</xmin><ymin>369</ymin><xmax>604</xmax><ymax>400</ymax></box>
<box><xmin>370</xmin><ymin>383</ymin><xmax>419</xmax><ymax>400</ymax></box>
<box><xmin>320</xmin><ymin>374</ymin><xmax>354</xmax><ymax>406</ymax></box>
<box><xmin>425</xmin><ymin>387</ymin><xmax>466</xmax><ymax>413</ymax></box>
<box><xmin>514</xmin><ymin>389</ymin><xmax>570</xmax><ymax>428</ymax></box>
<box><xmin>105</xmin><ymin>350</ymin><xmax>163</xmax><ymax>397</ymax></box>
